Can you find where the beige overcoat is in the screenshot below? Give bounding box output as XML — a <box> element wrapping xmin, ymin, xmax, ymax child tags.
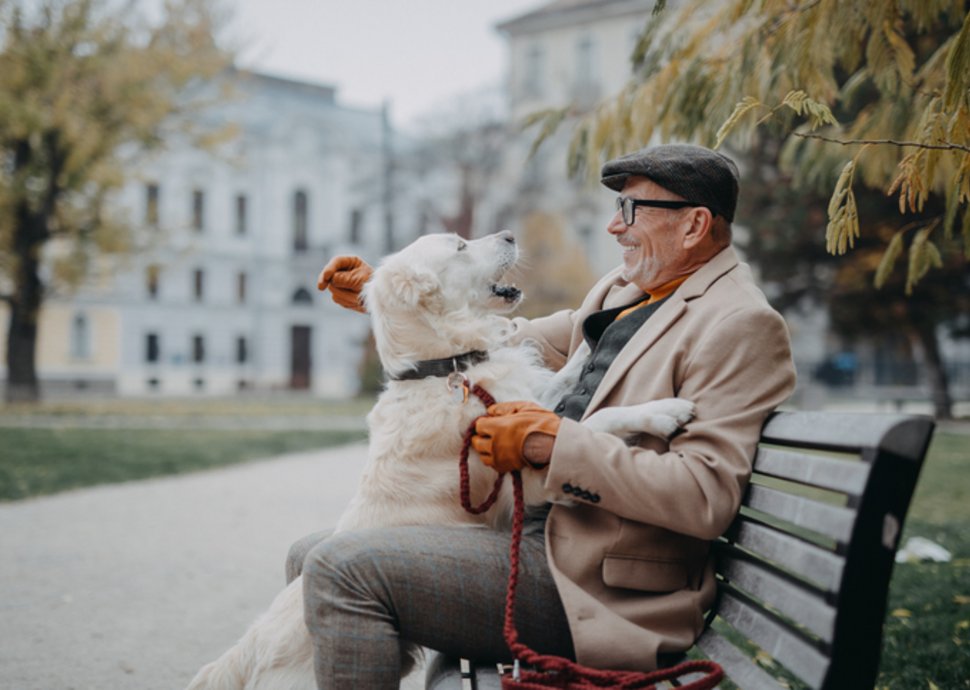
<box><xmin>509</xmin><ymin>246</ymin><xmax>797</xmax><ymax>670</ymax></box>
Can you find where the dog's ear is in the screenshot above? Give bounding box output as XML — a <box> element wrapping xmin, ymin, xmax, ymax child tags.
<box><xmin>373</xmin><ymin>263</ymin><xmax>443</xmax><ymax>311</ymax></box>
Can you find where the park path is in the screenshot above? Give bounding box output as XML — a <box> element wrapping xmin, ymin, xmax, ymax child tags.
<box><xmin>0</xmin><ymin>443</ymin><xmax>426</xmax><ymax>690</ymax></box>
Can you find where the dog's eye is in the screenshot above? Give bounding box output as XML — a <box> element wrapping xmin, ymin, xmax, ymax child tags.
<box><xmin>456</xmin><ymin>240</ymin><xmax>467</xmax><ymax>251</ymax></box>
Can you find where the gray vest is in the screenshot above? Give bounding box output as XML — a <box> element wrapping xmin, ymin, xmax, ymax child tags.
<box><xmin>554</xmin><ymin>296</ymin><xmax>668</xmax><ymax>421</ymax></box>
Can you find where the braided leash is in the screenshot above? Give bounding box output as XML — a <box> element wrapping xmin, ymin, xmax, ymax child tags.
<box><xmin>459</xmin><ymin>383</ymin><xmax>723</xmax><ymax>690</ymax></box>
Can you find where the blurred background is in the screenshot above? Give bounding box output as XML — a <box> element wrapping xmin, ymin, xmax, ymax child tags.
<box><xmin>1</xmin><ymin>1</ymin><xmax>968</xmax><ymax>688</ymax></box>
<box><xmin>2</xmin><ymin>0</ymin><xmax>968</xmax><ymax>414</ymax></box>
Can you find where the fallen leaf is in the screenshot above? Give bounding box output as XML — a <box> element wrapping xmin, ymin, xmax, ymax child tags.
<box><xmin>891</xmin><ymin>608</ymin><xmax>912</xmax><ymax>618</ymax></box>
<box><xmin>957</xmin><ymin>620</ymin><xmax>970</xmax><ymax>630</ymax></box>
<box><xmin>928</xmin><ymin>681</ymin><xmax>940</xmax><ymax>690</ymax></box>
<box><xmin>754</xmin><ymin>650</ymin><xmax>775</xmax><ymax>667</ymax></box>
<box><xmin>954</xmin><ymin>595</ymin><xmax>970</xmax><ymax>605</ymax></box>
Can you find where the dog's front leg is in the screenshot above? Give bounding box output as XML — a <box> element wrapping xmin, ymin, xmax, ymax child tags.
<box><xmin>582</xmin><ymin>398</ymin><xmax>695</xmax><ymax>438</ymax></box>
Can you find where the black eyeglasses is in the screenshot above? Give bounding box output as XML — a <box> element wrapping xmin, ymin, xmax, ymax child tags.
<box><xmin>615</xmin><ymin>196</ymin><xmax>711</xmax><ymax>226</ymax></box>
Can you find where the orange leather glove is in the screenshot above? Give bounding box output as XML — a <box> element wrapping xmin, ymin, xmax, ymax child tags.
<box><xmin>317</xmin><ymin>256</ymin><xmax>373</xmax><ymax>313</ymax></box>
<box><xmin>471</xmin><ymin>401</ymin><xmax>561</xmax><ymax>474</ymax></box>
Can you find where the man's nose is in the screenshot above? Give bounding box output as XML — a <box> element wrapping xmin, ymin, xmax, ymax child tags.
<box><xmin>607</xmin><ymin>210</ymin><xmax>626</xmax><ymax>235</ymax></box>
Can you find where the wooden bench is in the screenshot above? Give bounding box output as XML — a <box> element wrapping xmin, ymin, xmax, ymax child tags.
<box><xmin>425</xmin><ymin>410</ymin><xmax>935</xmax><ymax>689</ymax></box>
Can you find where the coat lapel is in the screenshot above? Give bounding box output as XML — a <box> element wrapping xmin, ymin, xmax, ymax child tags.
<box><xmin>580</xmin><ymin>247</ymin><xmax>741</xmax><ymax>419</ymax></box>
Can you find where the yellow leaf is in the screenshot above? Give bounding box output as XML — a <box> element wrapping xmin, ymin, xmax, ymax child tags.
<box><xmin>928</xmin><ymin>681</ymin><xmax>940</xmax><ymax>690</ymax></box>
<box><xmin>954</xmin><ymin>595</ymin><xmax>970</xmax><ymax>605</ymax></box>
<box><xmin>715</xmin><ymin>96</ymin><xmax>762</xmax><ymax>149</ymax></box>
<box><xmin>891</xmin><ymin>608</ymin><xmax>912</xmax><ymax>618</ymax></box>
<box><xmin>957</xmin><ymin>620</ymin><xmax>970</xmax><ymax>629</ymax></box>
<box><xmin>874</xmin><ymin>229</ymin><xmax>904</xmax><ymax>289</ymax></box>
<box><xmin>753</xmin><ymin>649</ymin><xmax>775</xmax><ymax>667</ymax></box>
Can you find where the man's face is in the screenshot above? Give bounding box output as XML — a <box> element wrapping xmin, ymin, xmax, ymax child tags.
<box><xmin>607</xmin><ymin>177</ymin><xmax>695</xmax><ymax>292</ymax></box>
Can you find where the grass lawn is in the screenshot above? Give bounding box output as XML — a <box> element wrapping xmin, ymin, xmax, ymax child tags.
<box><xmin>0</xmin><ymin>427</ymin><xmax>366</xmax><ymax>501</ymax></box>
<box><xmin>877</xmin><ymin>431</ymin><xmax>970</xmax><ymax>689</ymax></box>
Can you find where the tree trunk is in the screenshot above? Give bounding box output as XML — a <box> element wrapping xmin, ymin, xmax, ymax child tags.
<box><xmin>911</xmin><ymin>322</ymin><xmax>953</xmax><ymax>420</ymax></box>
<box><xmin>5</xmin><ymin>202</ymin><xmax>45</xmax><ymax>403</ymax></box>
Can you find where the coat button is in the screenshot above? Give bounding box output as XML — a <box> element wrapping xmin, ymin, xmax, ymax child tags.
<box><xmin>591</xmin><ymin>494</ymin><xmax>601</xmax><ymax>503</ymax></box>
<box><xmin>562</xmin><ymin>483</ymin><xmax>574</xmax><ymax>494</ymax></box>
<box><xmin>580</xmin><ymin>490</ymin><xmax>593</xmax><ymax>501</ymax></box>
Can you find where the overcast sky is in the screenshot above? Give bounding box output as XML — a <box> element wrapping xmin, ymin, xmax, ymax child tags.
<box><xmin>229</xmin><ymin>0</ymin><xmax>544</xmax><ymax>131</ymax></box>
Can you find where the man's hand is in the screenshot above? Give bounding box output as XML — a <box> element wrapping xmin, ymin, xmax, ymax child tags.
<box><xmin>317</xmin><ymin>256</ymin><xmax>373</xmax><ymax>313</ymax></box>
<box><xmin>471</xmin><ymin>401</ymin><xmax>560</xmax><ymax>474</ymax></box>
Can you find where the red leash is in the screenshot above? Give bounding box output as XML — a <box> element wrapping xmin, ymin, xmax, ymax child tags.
<box><xmin>459</xmin><ymin>383</ymin><xmax>723</xmax><ymax>690</ymax></box>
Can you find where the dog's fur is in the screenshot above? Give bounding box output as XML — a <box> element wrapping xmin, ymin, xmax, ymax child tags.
<box><xmin>186</xmin><ymin>232</ymin><xmax>692</xmax><ymax>690</ymax></box>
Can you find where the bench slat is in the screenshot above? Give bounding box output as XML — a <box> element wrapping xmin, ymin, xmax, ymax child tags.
<box><xmin>718</xmin><ymin>549</ymin><xmax>837</xmax><ymax>641</ymax></box>
<box><xmin>717</xmin><ymin>589</ymin><xmax>829</xmax><ymax>689</ymax></box>
<box><xmin>745</xmin><ymin>484</ymin><xmax>855</xmax><ymax>544</ymax></box>
<box><xmin>761</xmin><ymin>411</ymin><xmax>932</xmax><ymax>457</ymax></box>
<box><xmin>753</xmin><ymin>446</ymin><xmax>870</xmax><ymax>496</ymax></box>
<box><xmin>725</xmin><ymin>519</ymin><xmax>844</xmax><ymax>592</ymax></box>
<box><xmin>695</xmin><ymin>628</ymin><xmax>785</xmax><ymax>690</ymax></box>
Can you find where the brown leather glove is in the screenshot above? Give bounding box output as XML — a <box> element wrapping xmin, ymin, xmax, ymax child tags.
<box><xmin>471</xmin><ymin>401</ymin><xmax>561</xmax><ymax>474</ymax></box>
<box><xmin>317</xmin><ymin>256</ymin><xmax>373</xmax><ymax>313</ymax></box>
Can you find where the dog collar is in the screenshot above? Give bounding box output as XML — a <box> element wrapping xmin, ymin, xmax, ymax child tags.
<box><xmin>388</xmin><ymin>350</ymin><xmax>489</xmax><ymax>381</ymax></box>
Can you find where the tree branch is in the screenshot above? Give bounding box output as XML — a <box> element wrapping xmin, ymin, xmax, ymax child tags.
<box><xmin>793</xmin><ymin>131</ymin><xmax>970</xmax><ymax>153</ymax></box>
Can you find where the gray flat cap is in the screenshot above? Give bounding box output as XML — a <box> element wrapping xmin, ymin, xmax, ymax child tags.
<box><xmin>601</xmin><ymin>144</ymin><xmax>740</xmax><ymax>222</ymax></box>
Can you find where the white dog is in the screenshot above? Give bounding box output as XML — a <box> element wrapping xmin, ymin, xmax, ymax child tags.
<box><xmin>186</xmin><ymin>231</ymin><xmax>693</xmax><ymax>690</ymax></box>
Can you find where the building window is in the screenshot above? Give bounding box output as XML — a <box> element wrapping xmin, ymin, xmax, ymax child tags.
<box><xmin>146</xmin><ymin>265</ymin><xmax>160</xmax><ymax>300</ymax></box>
<box><xmin>147</xmin><ymin>377</ymin><xmax>160</xmax><ymax>391</ymax></box>
<box><xmin>292</xmin><ymin>287</ymin><xmax>313</xmax><ymax>305</ymax></box>
<box><xmin>145</xmin><ymin>183</ymin><xmax>160</xmax><ymax>227</ymax></box>
<box><xmin>293</xmin><ymin>189</ymin><xmax>309</xmax><ymax>252</ymax></box>
<box><xmin>70</xmin><ymin>313</ymin><xmax>90</xmax><ymax>359</ymax></box>
<box><xmin>523</xmin><ymin>43</ymin><xmax>545</xmax><ymax>97</ymax></box>
<box><xmin>192</xmin><ymin>334</ymin><xmax>205</xmax><ymax>363</ymax></box>
<box><xmin>193</xmin><ymin>268</ymin><xmax>204</xmax><ymax>302</ymax></box>
<box><xmin>194</xmin><ymin>377</ymin><xmax>205</xmax><ymax>391</ymax></box>
<box><xmin>349</xmin><ymin>208</ymin><xmax>363</xmax><ymax>245</ymax></box>
<box><xmin>574</xmin><ymin>32</ymin><xmax>599</xmax><ymax>104</ymax></box>
<box><xmin>235</xmin><ymin>193</ymin><xmax>248</xmax><ymax>235</ymax></box>
<box><xmin>236</xmin><ymin>336</ymin><xmax>248</xmax><ymax>364</ymax></box>
<box><xmin>145</xmin><ymin>333</ymin><xmax>160</xmax><ymax>363</ymax></box>
<box><xmin>192</xmin><ymin>189</ymin><xmax>205</xmax><ymax>232</ymax></box>
<box><xmin>237</xmin><ymin>271</ymin><xmax>247</xmax><ymax>304</ymax></box>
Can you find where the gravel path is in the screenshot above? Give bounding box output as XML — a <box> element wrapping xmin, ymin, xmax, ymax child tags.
<box><xmin>0</xmin><ymin>443</ymin><xmax>426</xmax><ymax>690</ymax></box>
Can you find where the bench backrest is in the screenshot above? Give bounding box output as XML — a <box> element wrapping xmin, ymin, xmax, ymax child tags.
<box><xmin>696</xmin><ymin>411</ymin><xmax>935</xmax><ymax>689</ymax></box>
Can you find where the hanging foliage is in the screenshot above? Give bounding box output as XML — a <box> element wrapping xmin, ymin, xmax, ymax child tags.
<box><xmin>560</xmin><ymin>0</ymin><xmax>970</xmax><ymax>292</ymax></box>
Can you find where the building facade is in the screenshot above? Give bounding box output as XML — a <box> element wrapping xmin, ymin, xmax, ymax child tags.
<box><xmin>0</xmin><ymin>71</ymin><xmax>390</xmax><ymax>398</ymax></box>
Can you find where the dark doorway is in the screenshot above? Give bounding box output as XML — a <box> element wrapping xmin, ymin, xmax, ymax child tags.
<box><xmin>290</xmin><ymin>325</ymin><xmax>312</xmax><ymax>389</ymax></box>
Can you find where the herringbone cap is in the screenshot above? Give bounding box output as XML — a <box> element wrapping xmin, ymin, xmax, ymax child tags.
<box><xmin>601</xmin><ymin>144</ymin><xmax>740</xmax><ymax>222</ymax></box>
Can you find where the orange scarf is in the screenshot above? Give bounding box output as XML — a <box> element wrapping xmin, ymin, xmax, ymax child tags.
<box><xmin>616</xmin><ymin>274</ymin><xmax>691</xmax><ymax>320</ymax></box>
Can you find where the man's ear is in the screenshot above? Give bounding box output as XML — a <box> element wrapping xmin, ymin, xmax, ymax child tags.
<box><xmin>681</xmin><ymin>207</ymin><xmax>714</xmax><ymax>249</ymax></box>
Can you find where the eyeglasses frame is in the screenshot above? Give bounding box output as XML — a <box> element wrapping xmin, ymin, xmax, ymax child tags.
<box><xmin>615</xmin><ymin>196</ymin><xmax>713</xmax><ymax>226</ymax></box>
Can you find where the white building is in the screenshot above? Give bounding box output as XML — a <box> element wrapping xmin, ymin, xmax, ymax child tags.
<box><xmin>2</xmin><ymin>70</ymin><xmax>390</xmax><ymax>398</ymax></box>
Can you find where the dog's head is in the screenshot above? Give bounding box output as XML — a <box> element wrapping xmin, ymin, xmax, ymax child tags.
<box><xmin>363</xmin><ymin>231</ymin><xmax>523</xmax><ymax>375</ymax></box>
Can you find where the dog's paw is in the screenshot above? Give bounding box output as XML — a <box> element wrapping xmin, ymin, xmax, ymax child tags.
<box><xmin>649</xmin><ymin>414</ymin><xmax>681</xmax><ymax>438</ymax></box>
<box><xmin>659</xmin><ymin>398</ymin><xmax>695</xmax><ymax>426</ymax></box>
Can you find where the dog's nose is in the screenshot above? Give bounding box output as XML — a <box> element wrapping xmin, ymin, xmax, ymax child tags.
<box><xmin>497</xmin><ymin>230</ymin><xmax>515</xmax><ymax>244</ymax></box>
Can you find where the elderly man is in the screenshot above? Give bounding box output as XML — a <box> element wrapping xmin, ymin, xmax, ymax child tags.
<box><xmin>294</xmin><ymin>144</ymin><xmax>796</xmax><ymax>688</ymax></box>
